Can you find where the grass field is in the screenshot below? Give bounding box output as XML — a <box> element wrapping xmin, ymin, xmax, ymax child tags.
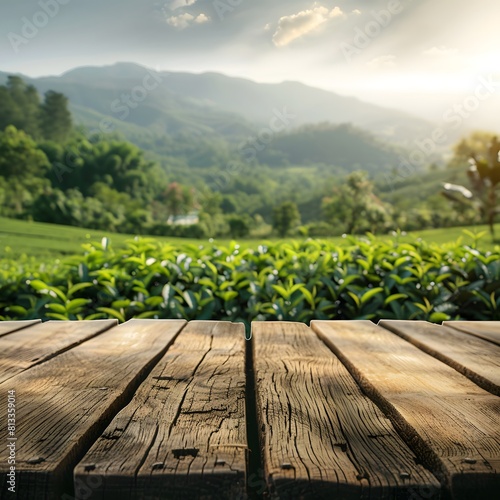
<box><xmin>0</xmin><ymin>216</ymin><xmax>499</xmax><ymax>261</ymax></box>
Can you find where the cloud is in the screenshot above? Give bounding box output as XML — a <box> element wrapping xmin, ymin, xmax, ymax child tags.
<box><xmin>367</xmin><ymin>55</ymin><xmax>396</xmax><ymax>69</ymax></box>
<box><xmin>352</xmin><ymin>9</ymin><xmax>361</xmax><ymax>15</ymax></box>
<box><xmin>422</xmin><ymin>45</ymin><xmax>458</xmax><ymax>58</ymax></box>
<box><xmin>195</xmin><ymin>13</ymin><xmax>209</xmax><ymax>24</ymax></box>
<box><xmin>272</xmin><ymin>5</ymin><xmax>344</xmax><ymax>47</ymax></box>
<box><xmin>167</xmin><ymin>13</ymin><xmax>194</xmax><ymax>29</ymax></box>
<box><xmin>166</xmin><ymin>12</ymin><xmax>209</xmax><ymax>29</ymax></box>
<box><xmin>329</xmin><ymin>6</ymin><xmax>343</xmax><ymax>19</ymax></box>
<box><xmin>167</xmin><ymin>0</ymin><xmax>197</xmax><ymax>11</ymax></box>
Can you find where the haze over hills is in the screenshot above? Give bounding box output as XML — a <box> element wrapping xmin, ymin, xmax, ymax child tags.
<box><xmin>1</xmin><ymin>62</ymin><xmax>457</xmax><ymax>175</ymax></box>
<box><xmin>0</xmin><ymin>62</ymin><xmax>434</xmax><ymax>144</ymax></box>
<box><xmin>142</xmin><ymin>68</ymin><xmax>434</xmax><ymax>145</ymax></box>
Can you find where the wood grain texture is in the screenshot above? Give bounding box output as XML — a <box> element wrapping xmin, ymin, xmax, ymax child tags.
<box><xmin>252</xmin><ymin>322</ymin><xmax>439</xmax><ymax>499</ymax></box>
<box><xmin>0</xmin><ymin>319</ymin><xmax>186</xmax><ymax>500</ymax></box>
<box><xmin>380</xmin><ymin>320</ymin><xmax>500</xmax><ymax>396</ymax></box>
<box><xmin>443</xmin><ymin>321</ymin><xmax>500</xmax><ymax>347</ymax></box>
<box><xmin>312</xmin><ymin>320</ymin><xmax>500</xmax><ymax>500</ymax></box>
<box><xmin>0</xmin><ymin>320</ymin><xmax>41</xmax><ymax>337</ymax></box>
<box><xmin>74</xmin><ymin>321</ymin><xmax>247</xmax><ymax>500</ymax></box>
<box><xmin>0</xmin><ymin>320</ymin><xmax>117</xmax><ymax>385</ymax></box>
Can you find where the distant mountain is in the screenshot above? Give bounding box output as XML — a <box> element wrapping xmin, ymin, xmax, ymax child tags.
<box><xmin>0</xmin><ymin>64</ymin><xmax>257</xmax><ymax>143</ymax></box>
<box><xmin>2</xmin><ymin>63</ymin><xmax>449</xmax><ymax>174</ymax></box>
<box><xmin>158</xmin><ymin>69</ymin><xmax>433</xmax><ymax>145</ymax></box>
<box><xmin>0</xmin><ymin>62</ymin><xmax>432</xmax><ymax>145</ymax></box>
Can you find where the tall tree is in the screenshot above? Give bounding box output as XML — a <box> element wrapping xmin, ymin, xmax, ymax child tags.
<box><xmin>322</xmin><ymin>171</ymin><xmax>392</xmax><ymax>234</ymax></box>
<box><xmin>40</xmin><ymin>91</ymin><xmax>72</xmax><ymax>142</ymax></box>
<box><xmin>0</xmin><ymin>125</ymin><xmax>49</xmax><ymax>180</ymax></box>
<box><xmin>0</xmin><ymin>76</ymin><xmax>41</xmax><ymax>137</ymax></box>
<box><xmin>0</xmin><ymin>125</ymin><xmax>50</xmax><ymax>214</ymax></box>
<box><xmin>272</xmin><ymin>201</ymin><xmax>300</xmax><ymax>237</ymax></box>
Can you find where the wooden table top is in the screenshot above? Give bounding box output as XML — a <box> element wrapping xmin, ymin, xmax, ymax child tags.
<box><xmin>0</xmin><ymin>320</ymin><xmax>498</xmax><ymax>499</ymax></box>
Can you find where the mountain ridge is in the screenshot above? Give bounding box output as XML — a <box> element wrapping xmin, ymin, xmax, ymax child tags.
<box><xmin>0</xmin><ymin>62</ymin><xmax>433</xmax><ymax>146</ymax></box>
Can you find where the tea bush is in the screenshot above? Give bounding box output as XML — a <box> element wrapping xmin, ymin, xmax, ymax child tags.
<box><xmin>1</xmin><ymin>234</ymin><xmax>499</xmax><ymax>330</ymax></box>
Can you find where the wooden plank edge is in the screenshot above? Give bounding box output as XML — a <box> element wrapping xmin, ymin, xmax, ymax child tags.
<box><xmin>379</xmin><ymin>320</ymin><xmax>500</xmax><ymax>397</ymax></box>
<box><xmin>77</xmin><ymin>470</ymin><xmax>246</xmax><ymax>500</ymax></box>
<box><xmin>443</xmin><ymin>321</ymin><xmax>500</xmax><ymax>347</ymax></box>
<box><xmin>0</xmin><ymin>320</ymin><xmax>120</xmax><ymax>387</ymax></box>
<box><xmin>0</xmin><ymin>319</ymin><xmax>42</xmax><ymax>338</ymax></box>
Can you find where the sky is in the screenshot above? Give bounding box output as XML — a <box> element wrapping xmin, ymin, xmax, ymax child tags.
<box><xmin>1</xmin><ymin>0</ymin><xmax>499</xmax><ymax>123</ymax></box>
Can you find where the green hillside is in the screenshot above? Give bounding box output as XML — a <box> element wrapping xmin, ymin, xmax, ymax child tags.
<box><xmin>1</xmin><ymin>217</ymin><xmax>497</xmax><ymax>261</ymax></box>
<box><xmin>0</xmin><ymin>217</ymin><xmax>197</xmax><ymax>259</ymax></box>
<box><xmin>257</xmin><ymin>123</ymin><xmax>405</xmax><ymax>172</ymax></box>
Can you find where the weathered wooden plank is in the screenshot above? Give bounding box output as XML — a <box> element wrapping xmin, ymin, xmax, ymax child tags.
<box><xmin>312</xmin><ymin>320</ymin><xmax>500</xmax><ymax>500</ymax></box>
<box><xmin>0</xmin><ymin>320</ymin><xmax>117</xmax><ymax>385</ymax></box>
<box><xmin>0</xmin><ymin>320</ymin><xmax>41</xmax><ymax>337</ymax></box>
<box><xmin>380</xmin><ymin>320</ymin><xmax>500</xmax><ymax>396</ymax></box>
<box><xmin>0</xmin><ymin>319</ymin><xmax>186</xmax><ymax>500</ymax></box>
<box><xmin>74</xmin><ymin>321</ymin><xmax>247</xmax><ymax>500</ymax></box>
<box><xmin>443</xmin><ymin>321</ymin><xmax>500</xmax><ymax>347</ymax></box>
<box><xmin>252</xmin><ymin>322</ymin><xmax>440</xmax><ymax>499</ymax></box>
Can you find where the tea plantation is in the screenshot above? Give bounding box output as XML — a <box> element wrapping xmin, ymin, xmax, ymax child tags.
<box><xmin>1</xmin><ymin>232</ymin><xmax>498</xmax><ymax>330</ymax></box>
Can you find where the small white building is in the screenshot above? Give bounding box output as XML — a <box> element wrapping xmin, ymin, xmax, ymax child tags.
<box><xmin>167</xmin><ymin>213</ymin><xmax>200</xmax><ymax>226</ymax></box>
